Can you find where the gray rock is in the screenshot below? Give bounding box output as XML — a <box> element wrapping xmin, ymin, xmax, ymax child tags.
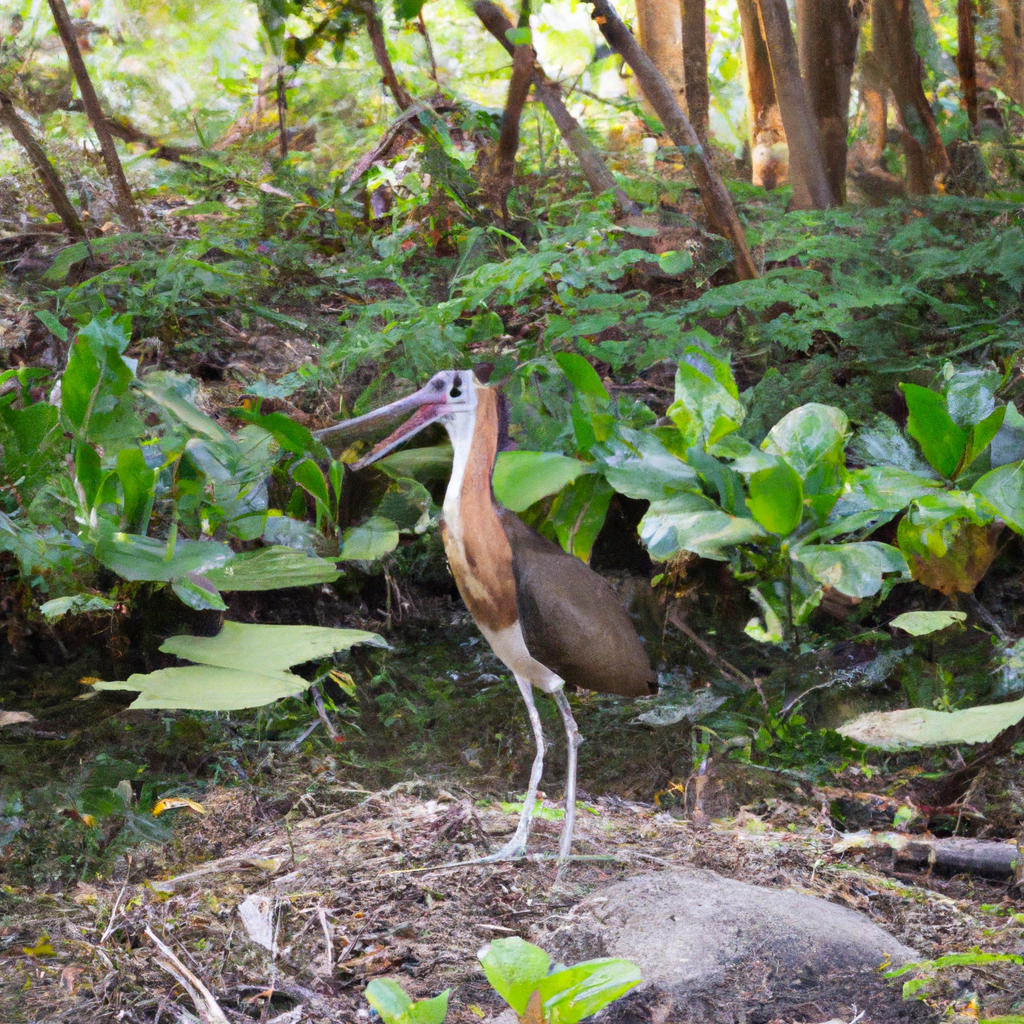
<box><xmin>533</xmin><ymin>870</ymin><xmax>933</xmax><ymax>1024</ymax></box>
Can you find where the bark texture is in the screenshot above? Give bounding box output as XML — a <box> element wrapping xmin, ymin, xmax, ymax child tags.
<box><xmin>357</xmin><ymin>0</ymin><xmax>414</xmax><ymax>110</ymax></box>
<box><xmin>957</xmin><ymin>0</ymin><xmax>979</xmax><ymax>127</ymax></box>
<box><xmin>680</xmin><ymin>0</ymin><xmax>710</xmax><ymax>144</ymax></box>
<box><xmin>47</xmin><ymin>0</ymin><xmax>139</xmax><ymax>229</ymax></box>
<box><xmin>473</xmin><ymin>1</ymin><xmax>641</xmax><ymax>216</ymax></box>
<box><xmin>635</xmin><ymin>0</ymin><xmax>687</xmax><ymax>114</ymax></box>
<box><xmin>0</xmin><ymin>92</ymin><xmax>85</xmax><ymax>237</ymax></box>
<box><xmin>737</xmin><ymin>0</ymin><xmax>788</xmax><ymax>190</ymax></box>
<box><xmin>796</xmin><ymin>0</ymin><xmax>860</xmax><ymax>203</ymax></box>
<box><xmin>495</xmin><ymin>38</ymin><xmax>535</xmax><ymax>224</ymax></box>
<box><xmin>998</xmin><ymin>0</ymin><xmax>1024</xmax><ymax>104</ymax></box>
<box><xmin>870</xmin><ymin>0</ymin><xmax>949</xmax><ymax>194</ymax></box>
<box><xmin>584</xmin><ymin>0</ymin><xmax>758</xmax><ymax>280</ymax></box>
<box><xmin>754</xmin><ymin>0</ymin><xmax>834</xmax><ymax>208</ymax></box>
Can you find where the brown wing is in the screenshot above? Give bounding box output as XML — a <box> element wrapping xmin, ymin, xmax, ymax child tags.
<box><xmin>498</xmin><ymin>508</ymin><xmax>657</xmax><ymax>697</ymax></box>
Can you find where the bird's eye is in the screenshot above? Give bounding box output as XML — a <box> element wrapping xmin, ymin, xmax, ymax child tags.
<box><xmin>450</xmin><ymin>375</ymin><xmax>463</xmax><ymax>399</ymax></box>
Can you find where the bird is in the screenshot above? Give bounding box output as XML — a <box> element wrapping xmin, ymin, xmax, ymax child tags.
<box><xmin>316</xmin><ymin>370</ymin><xmax>657</xmax><ymax>863</ymax></box>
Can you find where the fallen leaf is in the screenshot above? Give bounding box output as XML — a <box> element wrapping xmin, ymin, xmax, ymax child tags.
<box><xmin>152</xmin><ymin>797</ymin><xmax>206</xmax><ymax>817</ymax></box>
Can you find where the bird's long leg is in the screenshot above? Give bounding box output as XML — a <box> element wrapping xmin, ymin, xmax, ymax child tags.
<box><xmin>553</xmin><ymin>688</ymin><xmax>583</xmax><ymax>865</ymax></box>
<box><xmin>482</xmin><ymin>673</ymin><xmax>546</xmax><ymax>862</ymax></box>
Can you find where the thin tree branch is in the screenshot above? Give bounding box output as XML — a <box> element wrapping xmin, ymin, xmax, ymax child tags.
<box><xmin>582</xmin><ymin>0</ymin><xmax>758</xmax><ymax>279</ymax></box>
<box><xmin>46</xmin><ymin>0</ymin><xmax>140</xmax><ymax>229</ymax></box>
<box><xmin>0</xmin><ymin>92</ymin><xmax>85</xmax><ymax>237</ymax></box>
<box><xmin>356</xmin><ymin>0</ymin><xmax>414</xmax><ymax>110</ymax></box>
<box><xmin>494</xmin><ymin>2</ymin><xmax>535</xmax><ymax>225</ymax></box>
<box><xmin>474</xmin><ymin>0</ymin><xmax>641</xmax><ymax>216</ymax></box>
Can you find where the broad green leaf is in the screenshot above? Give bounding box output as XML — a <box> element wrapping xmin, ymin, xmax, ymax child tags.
<box><xmin>901</xmin><ymin>383</ymin><xmax>966</xmax><ymax>479</ymax></box>
<box><xmin>656</xmin><ymin>250</ymin><xmax>693</xmax><ymax>275</ymax></box>
<box><xmin>538</xmin><ymin>958</ymin><xmax>642</xmax><ymax>1024</ymax></box>
<box><xmin>961</xmin><ymin>406</ymin><xmax>1006</xmax><ymax>473</ymax></box>
<box><xmin>837</xmin><ymin>695</ymin><xmax>1024</xmax><ymax>750</ymax></box>
<box><xmin>505</xmin><ymin>25</ymin><xmax>531</xmax><ymax>45</ymax></box>
<box><xmin>849</xmin><ymin>414</ymin><xmax>933</xmax><ymax>475</ymax></box>
<box><xmin>234</xmin><ymin>408</ymin><xmax>327</xmax><ymax>459</ymax></box>
<box><xmin>292</xmin><ymin>458</ymin><xmax>331</xmax><ymax>511</ymax></box>
<box><xmin>92</xmin><ymin>533</ymin><xmax>233</xmax><ymax>583</ymax></box>
<box><xmin>394</xmin><ymin>0</ymin><xmax>426</xmax><ymax>21</ymax></box>
<box><xmin>669</xmin><ymin>358</ymin><xmax>744</xmax><ymax>450</ymax></box>
<box><xmin>378</xmin><ymin>444</ymin><xmax>453</xmax><ymax>482</ymax></box>
<box><xmin>795</xmin><ymin>542</ymin><xmax>908</xmax><ymax>598</ymax></box>
<box><xmin>555</xmin><ymin>352</ymin><xmax>610</xmax><ymax>401</ymax></box>
<box><xmin>160</xmin><ymin>620</ymin><xmax>386</xmax><ymax>673</ymax></box>
<box><xmin>116</xmin><ymin>447</ymin><xmax>157</xmax><ymax>533</ymax></box>
<box><xmin>171</xmin><ymin>572</ymin><xmax>227</xmax><ymax>611</ymax></box>
<box><xmin>377</xmin><ymin>477</ymin><xmax>436</xmax><ymax>532</ymax></box>
<box><xmin>747</xmin><ymin>460</ymin><xmax>803</xmax><ymax>535</ymax></box>
<box><xmin>493</xmin><ymin>451</ymin><xmax>590</xmax><ymax>512</ymax></box>
<box><xmin>339</xmin><ymin>515</ymin><xmax>400</xmax><ymax>560</ymax></box>
<box><xmin>139</xmin><ymin>379</ymin><xmax>231</xmax><ymax>442</ymax></box>
<box><xmin>835</xmin><ymin>466</ymin><xmax>943</xmax><ymax>516</ymax></box>
<box><xmin>205</xmin><ymin>547</ymin><xmax>341</xmax><ymax>590</ymax></box>
<box><xmin>762</xmin><ymin>403</ymin><xmax>848</xmax><ymax>497</ymax></box>
<box><xmin>365</xmin><ymin>979</ymin><xmax>412</xmax><ymax>1023</ymax></box>
<box><xmin>973</xmin><ymin>460</ymin><xmax>1024</xmax><ymax>533</ymax></box>
<box><xmin>61</xmin><ymin>338</ymin><xmax>101</xmax><ymax>432</ymax></box>
<box><xmin>406</xmin><ymin>991</ymin><xmax>450</xmax><ymax>1024</ymax></box>
<box><xmin>890</xmin><ymin>610</ymin><xmax>967</xmax><ymax>635</ymax></box>
<box><xmin>640</xmin><ymin>495</ymin><xmax>767</xmax><ymax>561</ymax></box>
<box><xmin>35</xmin><ymin>310</ymin><xmax>67</xmax><ymax>342</ymax></box>
<box><xmin>75</xmin><ymin>442</ymin><xmax>102</xmax><ymax>510</ymax></box>
<box><xmin>549</xmin><ymin>473</ymin><xmax>613</xmax><ymax>562</ymax></box>
<box><xmin>478</xmin><ymin>937</ymin><xmax>551</xmax><ymax>1016</ymax></box>
<box><xmin>93</xmin><ymin>665</ymin><xmax>310</xmax><ymax>711</ymax></box>
<box><xmin>40</xmin><ymin>594</ymin><xmax>116</xmax><ymax>620</ymax></box>
<box><xmin>594</xmin><ymin>429</ymin><xmax>698</xmax><ymax>501</ymax></box>
<box><xmin>990</xmin><ymin>402</ymin><xmax>1024</xmax><ymax>467</ymax></box>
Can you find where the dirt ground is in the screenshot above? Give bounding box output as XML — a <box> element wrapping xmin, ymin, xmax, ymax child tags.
<box><xmin>2</xmin><ymin>760</ymin><xmax>1022</xmax><ymax>1024</ymax></box>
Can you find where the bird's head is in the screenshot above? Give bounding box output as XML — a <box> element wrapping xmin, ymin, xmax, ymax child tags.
<box><xmin>345</xmin><ymin>370</ymin><xmax>480</xmax><ymax>470</ymax></box>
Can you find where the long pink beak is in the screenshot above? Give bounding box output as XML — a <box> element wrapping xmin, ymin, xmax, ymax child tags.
<box><xmin>314</xmin><ymin>384</ymin><xmax>448</xmax><ymax>468</ymax></box>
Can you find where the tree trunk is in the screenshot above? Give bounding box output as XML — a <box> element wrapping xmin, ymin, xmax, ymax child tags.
<box><xmin>737</xmin><ymin>0</ymin><xmax>788</xmax><ymax>190</ymax></box>
<box><xmin>584</xmin><ymin>0</ymin><xmax>759</xmax><ymax>280</ymax></box>
<box><xmin>635</xmin><ymin>0</ymin><xmax>687</xmax><ymax>114</ymax></box>
<box><xmin>795</xmin><ymin>0</ymin><xmax>860</xmax><ymax>204</ymax></box>
<box><xmin>680</xmin><ymin>0</ymin><xmax>710</xmax><ymax>144</ymax></box>
<box><xmin>357</xmin><ymin>0</ymin><xmax>414</xmax><ymax>110</ymax></box>
<box><xmin>0</xmin><ymin>92</ymin><xmax>85</xmax><ymax>237</ymax></box>
<box><xmin>494</xmin><ymin>16</ymin><xmax>535</xmax><ymax>225</ymax></box>
<box><xmin>860</xmin><ymin>50</ymin><xmax>889</xmax><ymax>165</ymax></box>
<box><xmin>997</xmin><ymin>0</ymin><xmax>1024</xmax><ymax>104</ymax></box>
<box><xmin>957</xmin><ymin>0</ymin><xmax>979</xmax><ymax>127</ymax></box>
<box><xmin>47</xmin><ymin>0</ymin><xmax>139</xmax><ymax>230</ymax></box>
<box><xmin>754</xmin><ymin>0</ymin><xmax>834</xmax><ymax>208</ymax></box>
<box><xmin>870</xmin><ymin>0</ymin><xmax>949</xmax><ymax>194</ymax></box>
<box><xmin>473</xmin><ymin>0</ymin><xmax>641</xmax><ymax>216</ymax></box>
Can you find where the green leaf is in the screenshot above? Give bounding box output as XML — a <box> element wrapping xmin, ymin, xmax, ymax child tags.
<box><xmin>549</xmin><ymin>472</ymin><xmax>613</xmax><ymax>562</ymax></box>
<box><xmin>973</xmin><ymin>460</ymin><xmax>1024</xmax><ymax>533</ymax></box>
<box><xmin>339</xmin><ymin>515</ymin><xmax>400</xmax><ymax>560</ymax></box>
<box><xmin>292</xmin><ymin>458</ymin><xmax>331</xmax><ymax>512</ymax></box>
<box><xmin>377</xmin><ymin>445</ymin><xmax>454</xmax><ymax>482</ymax></box>
<box><xmin>901</xmin><ymin>383</ymin><xmax>967</xmax><ymax>479</ymax></box>
<box><xmin>92</xmin><ymin>532</ymin><xmax>233</xmax><ymax>583</ymax></box>
<box><xmin>961</xmin><ymin>406</ymin><xmax>1006</xmax><ymax>473</ymax></box>
<box><xmin>747</xmin><ymin>460</ymin><xmax>803</xmax><ymax>535</ymax></box>
<box><xmin>890</xmin><ymin>610</ymin><xmax>967</xmax><ymax>635</ymax></box>
<box><xmin>365</xmin><ymin>979</ymin><xmax>412</xmax><ymax>1023</ymax></box>
<box><xmin>171</xmin><ymin>572</ymin><xmax>228</xmax><ymax>611</ymax></box>
<box><xmin>139</xmin><ymin>380</ymin><xmax>231</xmax><ymax>442</ymax></box>
<box><xmin>61</xmin><ymin>339</ymin><xmax>101</xmax><ymax>433</ymax></box>
<box><xmin>377</xmin><ymin>477</ymin><xmax>436</xmax><ymax>532</ymax></box>
<box><xmin>493</xmin><ymin>451</ymin><xmax>590</xmax><ymax>512</ymax></box>
<box><xmin>75</xmin><ymin>442</ymin><xmax>102</xmax><ymax>510</ymax></box>
<box><xmin>35</xmin><ymin>310</ymin><xmax>67</xmax><ymax>342</ymax></box>
<box><xmin>555</xmin><ymin>352</ymin><xmax>610</xmax><ymax>401</ymax></box>
<box><xmin>538</xmin><ymin>958</ymin><xmax>642</xmax><ymax>1024</ymax></box>
<box><xmin>478</xmin><ymin>937</ymin><xmax>551</xmax><ymax>1016</ymax></box>
<box><xmin>795</xmin><ymin>542</ymin><xmax>908</xmax><ymax>598</ymax></box>
<box><xmin>594</xmin><ymin>428</ymin><xmax>698</xmax><ymax>501</ymax></box>
<box><xmin>116</xmin><ymin>447</ymin><xmax>157</xmax><ymax>533</ymax></box>
<box><xmin>505</xmin><ymin>25</ymin><xmax>531</xmax><ymax>45</ymax></box>
<box><xmin>234</xmin><ymin>408</ymin><xmax>327</xmax><ymax>459</ymax></box>
<box><xmin>39</xmin><ymin>594</ymin><xmax>116</xmax><ymax>621</ymax></box>
<box><xmin>669</xmin><ymin>355</ymin><xmax>745</xmax><ymax>450</ymax></box>
<box><xmin>205</xmin><ymin>547</ymin><xmax>341</xmax><ymax>590</ymax></box>
<box><xmin>762</xmin><ymin>403</ymin><xmax>848</xmax><ymax>498</ymax></box>
<box><xmin>837</xmin><ymin>695</ymin><xmax>1024</xmax><ymax>750</ymax></box>
<box><xmin>835</xmin><ymin>466</ymin><xmax>943</xmax><ymax>516</ymax></box>
<box><xmin>94</xmin><ymin>665</ymin><xmax>310</xmax><ymax>711</ymax></box>
<box><xmin>407</xmin><ymin>991</ymin><xmax>450</xmax><ymax>1024</ymax></box>
<box><xmin>640</xmin><ymin>494</ymin><xmax>767</xmax><ymax>561</ymax></box>
<box><xmin>656</xmin><ymin>250</ymin><xmax>693</xmax><ymax>276</ymax></box>
<box><xmin>991</xmin><ymin>402</ymin><xmax>1024</xmax><ymax>467</ymax></box>
<box><xmin>160</xmin><ymin>620</ymin><xmax>386</xmax><ymax>673</ymax></box>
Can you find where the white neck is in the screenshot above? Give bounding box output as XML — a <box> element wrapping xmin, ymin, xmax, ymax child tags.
<box><xmin>441</xmin><ymin>411</ymin><xmax>477</xmax><ymax>533</ymax></box>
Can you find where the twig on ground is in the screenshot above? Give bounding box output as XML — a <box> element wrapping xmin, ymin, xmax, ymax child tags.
<box><xmin>667</xmin><ymin>607</ymin><xmax>753</xmax><ymax>687</ymax></box>
<box><xmin>145</xmin><ymin>925</ymin><xmax>231</xmax><ymax>1024</ymax></box>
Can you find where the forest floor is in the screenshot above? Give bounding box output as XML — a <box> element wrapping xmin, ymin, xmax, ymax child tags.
<box><xmin>2</xmin><ymin>743</ymin><xmax>1023</xmax><ymax>1024</ymax></box>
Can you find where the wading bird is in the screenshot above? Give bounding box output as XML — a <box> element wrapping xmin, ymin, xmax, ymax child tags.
<box><xmin>316</xmin><ymin>370</ymin><xmax>656</xmax><ymax>862</ymax></box>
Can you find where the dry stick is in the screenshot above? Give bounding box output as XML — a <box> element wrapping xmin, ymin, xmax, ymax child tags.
<box><xmin>47</xmin><ymin>0</ymin><xmax>140</xmax><ymax>230</ymax></box>
<box><xmin>666</xmin><ymin>607</ymin><xmax>752</xmax><ymax>687</ymax></box>
<box><xmin>474</xmin><ymin>1</ymin><xmax>641</xmax><ymax>217</ymax></box>
<box><xmin>145</xmin><ymin>925</ymin><xmax>232</xmax><ymax>1024</ymax></box>
<box><xmin>754</xmin><ymin>0</ymin><xmax>834</xmax><ymax>209</ymax></box>
<box><xmin>495</xmin><ymin>19</ymin><xmax>535</xmax><ymax>226</ymax></box>
<box><xmin>357</xmin><ymin>0</ymin><xmax>414</xmax><ymax>110</ymax></box>
<box><xmin>583</xmin><ymin>0</ymin><xmax>758</xmax><ymax>280</ymax></box>
<box><xmin>0</xmin><ymin>92</ymin><xmax>85</xmax><ymax>237</ymax></box>
<box><xmin>957</xmin><ymin>0</ymin><xmax>979</xmax><ymax>129</ymax></box>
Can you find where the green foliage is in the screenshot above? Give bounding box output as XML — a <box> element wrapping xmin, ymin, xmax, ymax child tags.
<box><xmin>478</xmin><ymin>937</ymin><xmax>642</xmax><ymax>1024</ymax></box>
<box><xmin>365</xmin><ymin>980</ymin><xmax>449</xmax><ymax>1024</ymax></box>
<box><xmin>886</xmin><ymin>951</ymin><xmax>1023</xmax><ymax>1001</ymax></box>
